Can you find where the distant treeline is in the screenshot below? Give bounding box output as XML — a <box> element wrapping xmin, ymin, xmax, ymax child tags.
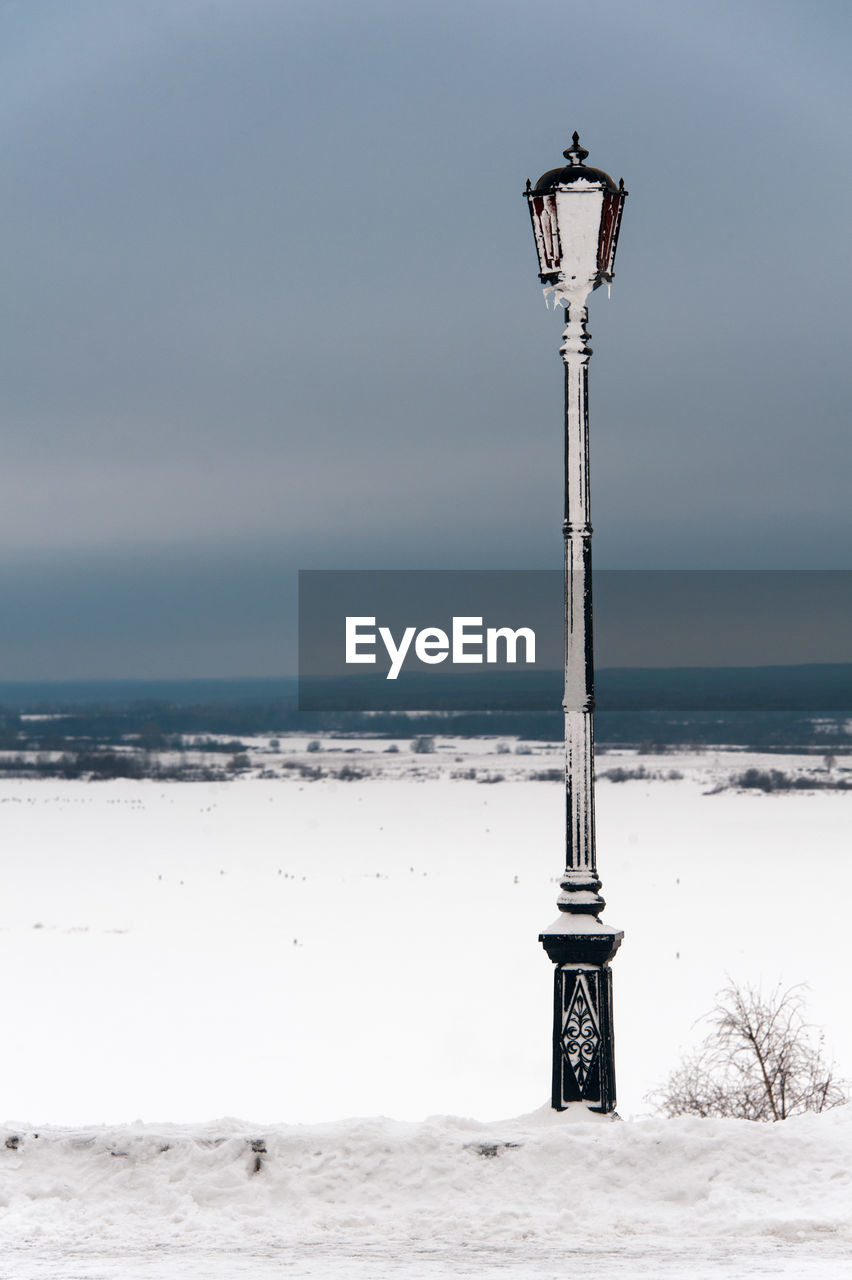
<box><xmin>0</xmin><ymin>700</ymin><xmax>848</xmax><ymax>752</ymax></box>
<box><xmin>0</xmin><ymin>749</ymin><xmax>230</xmax><ymax>782</ymax></box>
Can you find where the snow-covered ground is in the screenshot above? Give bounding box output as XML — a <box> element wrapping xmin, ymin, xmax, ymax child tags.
<box><xmin>1</xmin><ymin>738</ymin><xmax>849</xmax><ymax>1275</ymax></box>
<box><xmin>2</xmin><ymin>1107</ymin><xmax>851</xmax><ymax>1278</ymax></box>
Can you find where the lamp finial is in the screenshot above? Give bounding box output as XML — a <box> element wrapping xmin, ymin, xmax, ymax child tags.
<box><xmin>563</xmin><ymin>131</ymin><xmax>590</xmax><ymax>165</ymax></box>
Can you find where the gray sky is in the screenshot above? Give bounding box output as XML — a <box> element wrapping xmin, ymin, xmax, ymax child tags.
<box><xmin>1</xmin><ymin>0</ymin><xmax>849</xmax><ymax>677</ymax></box>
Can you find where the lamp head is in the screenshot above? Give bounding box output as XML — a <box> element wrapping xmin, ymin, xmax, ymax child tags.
<box><xmin>525</xmin><ymin>133</ymin><xmax>627</xmax><ymax>306</ymax></box>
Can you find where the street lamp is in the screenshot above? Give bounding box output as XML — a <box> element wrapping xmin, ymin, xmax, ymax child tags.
<box><xmin>525</xmin><ymin>133</ymin><xmax>627</xmax><ymax>1114</ymax></box>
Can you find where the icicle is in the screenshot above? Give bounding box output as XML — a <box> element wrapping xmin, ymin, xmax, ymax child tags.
<box><xmin>607</xmin><ymin>282</ymin><xmax>612</xmax><ymax>300</ymax></box>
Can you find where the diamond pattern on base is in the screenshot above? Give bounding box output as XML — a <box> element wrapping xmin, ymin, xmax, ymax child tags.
<box><xmin>561</xmin><ymin>973</ymin><xmax>601</xmax><ymax>1092</ymax></box>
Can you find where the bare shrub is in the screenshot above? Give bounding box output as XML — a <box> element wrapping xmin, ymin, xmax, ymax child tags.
<box><xmin>335</xmin><ymin>764</ymin><xmax>366</xmax><ymax>781</ymax></box>
<box><xmin>652</xmin><ymin>981</ymin><xmax>847</xmax><ymax>1121</ymax></box>
<box><xmin>732</xmin><ymin>768</ymin><xmax>849</xmax><ymax>793</ymax></box>
<box><xmin>410</xmin><ymin>736</ymin><xmax>436</xmax><ymax>754</ymax></box>
<box><xmin>600</xmin><ymin>765</ymin><xmax>649</xmax><ymax>783</ymax></box>
<box><xmin>299</xmin><ymin>764</ymin><xmax>324</xmax><ymax>781</ymax></box>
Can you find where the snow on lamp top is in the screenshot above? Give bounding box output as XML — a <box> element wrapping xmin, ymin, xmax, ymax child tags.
<box><xmin>525</xmin><ymin>133</ymin><xmax>627</xmax><ymax>307</ymax></box>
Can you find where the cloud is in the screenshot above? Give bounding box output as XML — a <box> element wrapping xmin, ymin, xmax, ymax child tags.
<box><xmin>0</xmin><ymin>0</ymin><xmax>849</xmax><ymax>672</ymax></box>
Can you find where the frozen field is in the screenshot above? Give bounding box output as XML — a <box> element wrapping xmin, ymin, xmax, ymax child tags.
<box><xmin>1</xmin><ymin>737</ymin><xmax>850</xmax><ymax>1275</ymax></box>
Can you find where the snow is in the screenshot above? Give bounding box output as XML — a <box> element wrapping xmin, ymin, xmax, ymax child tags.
<box><xmin>539</xmin><ymin>910</ymin><xmax>622</xmax><ymax>935</ymax></box>
<box><xmin>1</xmin><ymin>741</ymin><xmax>850</xmax><ymax>1275</ymax></box>
<box><xmin>2</xmin><ymin>1108</ymin><xmax>851</xmax><ymax>1277</ymax></box>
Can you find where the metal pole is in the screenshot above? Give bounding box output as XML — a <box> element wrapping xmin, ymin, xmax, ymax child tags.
<box><xmin>560</xmin><ymin>303</ymin><xmax>602</xmax><ymax>914</ymax></box>
<box><xmin>539</xmin><ymin>301</ymin><xmax>623</xmax><ymax>1114</ymax></box>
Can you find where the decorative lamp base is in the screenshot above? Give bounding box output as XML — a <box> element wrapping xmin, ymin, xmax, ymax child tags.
<box><xmin>549</xmin><ymin>963</ymin><xmax>616</xmax><ymax>1112</ymax></box>
<box><xmin>540</xmin><ymin>917</ymin><xmax>622</xmax><ymax>1114</ymax></box>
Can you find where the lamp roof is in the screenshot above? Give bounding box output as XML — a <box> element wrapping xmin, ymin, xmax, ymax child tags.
<box><xmin>531</xmin><ymin>132</ymin><xmax>621</xmax><ymax>196</ymax></box>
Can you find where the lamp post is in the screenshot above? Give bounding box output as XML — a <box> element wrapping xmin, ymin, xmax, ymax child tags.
<box><xmin>525</xmin><ymin>133</ymin><xmax>627</xmax><ymax>1114</ymax></box>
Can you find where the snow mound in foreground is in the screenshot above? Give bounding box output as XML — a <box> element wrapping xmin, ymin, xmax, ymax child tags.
<box><xmin>1</xmin><ymin>1106</ymin><xmax>850</xmax><ymax>1252</ymax></box>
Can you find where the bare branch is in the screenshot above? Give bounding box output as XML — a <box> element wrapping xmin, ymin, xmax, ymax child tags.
<box><xmin>649</xmin><ymin>980</ymin><xmax>848</xmax><ymax>1122</ymax></box>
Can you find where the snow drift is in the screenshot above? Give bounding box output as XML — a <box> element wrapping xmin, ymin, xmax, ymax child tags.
<box><xmin>2</xmin><ymin>1107</ymin><xmax>850</xmax><ymax>1265</ymax></box>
